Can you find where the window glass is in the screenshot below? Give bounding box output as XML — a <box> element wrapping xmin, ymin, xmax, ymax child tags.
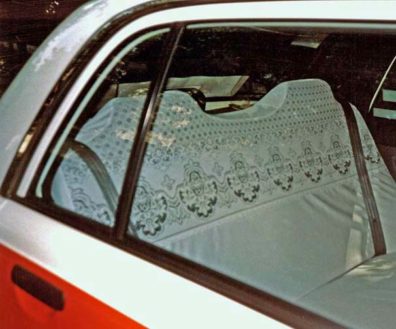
<box><xmin>371</xmin><ymin>58</ymin><xmax>396</xmax><ymax>119</ymax></box>
<box><xmin>167</xmin><ymin>26</ymin><xmax>318</xmax><ymax>113</ymax></box>
<box><xmin>33</xmin><ymin>29</ymin><xmax>169</xmax><ymax>227</ymax></box>
<box><xmin>368</xmin><ymin>57</ymin><xmax>396</xmax><ymax>178</ymax></box>
<box><xmin>27</xmin><ymin>21</ymin><xmax>396</xmax><ymax>326</ymax></box>
<box><xmin>127</xmin><ymin>25</ymin><xmax>396</xmax><ymax>314</ymax></box>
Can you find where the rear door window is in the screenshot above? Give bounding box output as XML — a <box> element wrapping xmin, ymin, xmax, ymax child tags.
<box><xmin>33</xmin><ymin>29</ymin><xmax>169</xmax><ymax>228</ymax></box>
<box><xmin>26</xmin><ymin>22</ymin><xmax>396</xmax><ymax>326</ymax></box>
<box><xmin>126</xmin><ymin>25</ymin><xmax>388</xmax><ymax>304</ymax></box>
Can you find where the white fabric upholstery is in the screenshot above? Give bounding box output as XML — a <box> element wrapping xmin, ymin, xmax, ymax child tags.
<box><xmin>354</xmin><ymin>112</ymin><xmax>396</xmax><ymax>252</ymax></box>
<box><xmin>134</xmin><ymin>81</ymin><xmax>367</xmax><ymax>241</ymax></box>
<box><xmin>51</xmin><ymin>78</ymin><xmax>396</xmax><ymax>306</ymax></box>
<box><xmin>131</xmin><ymin>79</ymin><xmax>395</xmax><ymax>300</ymax></box>
<box><xmin>299</xmin><ymin>252</ymin><xmax>396</xmax><ymax>329</ymax></box>
<box><xmin>52</xmin><ymin>96</ymin><xmax>143</xmax><ymax>226</ymax></box>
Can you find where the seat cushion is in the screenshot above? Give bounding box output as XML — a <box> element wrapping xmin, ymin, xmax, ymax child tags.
<box><xmin>157</xmin><ymin>178</ymin><xmax>375</xmax><ymax>301</ymax></box>
<box><xmin>299</xmin><ymin>252</ymin><xmax>396</xmax><ymax>329</ymax></box>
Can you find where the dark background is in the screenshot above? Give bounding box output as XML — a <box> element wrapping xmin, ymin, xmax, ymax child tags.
<box><xmin>0</xmin><ymin>0</ymin><xmax>87</xmax><ymax>96</ymax></box>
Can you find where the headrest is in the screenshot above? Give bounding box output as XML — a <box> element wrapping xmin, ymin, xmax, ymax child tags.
<box><xmin>248</xmin><ymin>78</ymin><xmax>336</xmax><ymax>117</ymax></box>
<box><xmin>210</xmin><ymin>79</ymin><xmax>336</xmax><ymax>119</ymax></box>
<box><xmin>77</xmin><ymin>96</ymin><xmax>145</xmax><ymax>144</ymax></box>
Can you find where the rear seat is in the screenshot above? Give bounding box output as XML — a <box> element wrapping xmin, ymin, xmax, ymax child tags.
<box><xmin>54</xmin><ymin>79</ymin><xmax>396</xmax><ymax>327</ymax></box>
<box><xmin>133</xmin><ymin>79</ymin><xmax>396</xmax><ymax>320</ymax></box>
<box><xmin>52</xmin><ymin>96</ymin><xmax>144</xmax><ymax>226</ymax></box>
<box><xmin>299</xmin><ymin>252</ymin><xmax>396</xmax><ymax>328</ymax></box>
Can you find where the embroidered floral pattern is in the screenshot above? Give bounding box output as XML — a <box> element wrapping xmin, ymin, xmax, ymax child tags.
<box><xmin>131</xmin><ymin>179</ymin><xmax>167</xmax><ymax>236</ymax></box>
<box><xmin>226</xmin><ymin>153</ymin><xmax>260</xmax><ymax>202</ymax></box>
<box><xmin>266</xmin><ymin>146</ymin><xmax>294</xmax><ymax>191</ymax></box>
<box><xmin>161</xmin><ymin>174</ymin><xmax>176</xmax><ymax>191</ymax></box>
<box><xmin>178</xmin><ymin>161</ymin><xmax>218</xmax><ymax>218</ymax></box>
<box><xmin>145</xmin><ymin>143</ymin><xmax>184</xmax><ymax>172</ymax></box>
<box><xmin>298</xmin><ymin>141</ymin><xmax>323</xmax><ymax>183</ymax></box>
<box><xmin>363</xmin><ymin>134</ymin><xmax>380</xmax><ymax>164</ymax></box>
<box><xmin>327</xmin><ymin>134</ymin><xmax>351</xmax><ymax>175</ymax></box>
<box><xmin>56</xmin><ymin>82</ymin><xmax>385</xmax><ymax>242</ymax></box>
<box><xmin>71</xmin><ymin>188</ymin><xmax>113</xmax><ymax>226</ymax></box>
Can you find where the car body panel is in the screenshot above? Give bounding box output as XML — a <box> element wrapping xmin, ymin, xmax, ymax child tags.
<box><xmin>0</xmin><ymin>197</ymin><xmax>285</xmax><ymax>328</ymax></box>
<box><xmin>1</xmin><ymin>1</ymin><xmax>396</xmax><ymax>328</ymax></box>
<box><xmin>0</xmin><ymin>242</ymin><xmax>144</xmax><ymax>329</ymax></box>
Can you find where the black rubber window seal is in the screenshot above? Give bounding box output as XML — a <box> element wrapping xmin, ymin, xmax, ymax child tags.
<box><xmin>113</xmin><ymin>24</ymin><xmax>185</xmax><ymax>240</ymax></box>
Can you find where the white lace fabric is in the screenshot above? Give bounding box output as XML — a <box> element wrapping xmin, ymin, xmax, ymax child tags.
<box><xmin>52</xmin><ymin>79</ymin><xmax>396</xmax><ymax>302</ymax></box>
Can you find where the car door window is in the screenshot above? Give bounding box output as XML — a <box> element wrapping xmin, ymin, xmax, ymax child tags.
<box><xmin>24</xmin><ymin>20</ymin><xmax>396</xmax><ymax>326</ymax></box>
<box><xmin>32</xmin><ymin>29</ymin><xmax>169</xmax><ymax>228</ymax></box>
<box><xmin>126</xmin><ymin>24</ymin><xmax>396</xmax><ymax>304</ymax></box>
<box><xmin>370</xmin><ymin>59</ymin><xmax>396</xmax><ymax>178</ymax></box>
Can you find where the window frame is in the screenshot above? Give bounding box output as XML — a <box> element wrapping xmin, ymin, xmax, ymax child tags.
<box><xmin>6</xmin><ymin>10</ymin><xmax>396</xmax><ymax>328</ymax></box>
<box><xmin>28</xmin><ymin>26</ymin><xmax>175</xmax><ymax>238</ymax></box>
<box><xmin>4</xmin><ymin>24</ymin><xmax>176</xmax><ymax>241</ymax></box>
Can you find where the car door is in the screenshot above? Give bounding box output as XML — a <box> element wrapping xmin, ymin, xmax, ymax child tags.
<box><xmin>0</xmin><ymin>2</ymin><xmax>296</xmax><ymax>328</ymax></box>
<box><xmin>3</xmin><ymin>1</ymin><xmax>396</xmax><ymax>328</ymax></box>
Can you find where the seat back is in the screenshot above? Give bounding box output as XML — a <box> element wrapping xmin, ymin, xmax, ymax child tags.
<box><xmin>53</xmin><ymin>79</ymin><xmax>396</xmax><ymax>301</ymax></box>
<box><xmin>132</xmin><ymin>80</ymin><xmax>387</xmax><ymax>300</ymax></box>
<box><xmin>51</xmin><ymin>96</ymin><xmax>144</xmax><ymax>226</ymax></box>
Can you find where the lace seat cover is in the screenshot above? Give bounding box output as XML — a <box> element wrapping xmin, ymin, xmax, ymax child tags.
<box><xmin>132</xmin><ymin>79</ymin><xmax>395</xmax><ymax>300</ymax></box>
<box><xmin>52</xmin><ymin>79</ymin><xmax>396</xmax><ymax>302</ymax></box>
<box><xmin>52</xmin><ymin>96</ymin><xmax>144</xmax><ymax>226</ymax></box>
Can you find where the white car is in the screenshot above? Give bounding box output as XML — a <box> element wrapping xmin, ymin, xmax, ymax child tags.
<box><xmin>1</xmin><ymin>1</ymin><xmax>396</xmax><ymax>328</ymax></box>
